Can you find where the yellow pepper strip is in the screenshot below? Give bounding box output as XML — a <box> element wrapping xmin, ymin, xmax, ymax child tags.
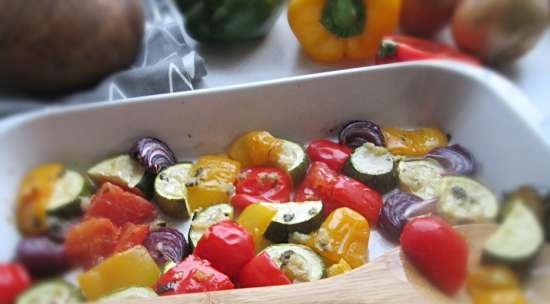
<box><xmin>326</xmin><ymin>258</ymin><xmax>352</xmax><ymax>277</ymax></box>
<box><xmin>16</xmin><ymin>163</ymin><xmax>64</xmax><ymax>236</ymax></box>
<box><xmin>382</xmin><ymin>127</ymin><xmax>448</xmax><ymax>156</ymax></box>
<box><xmin>187</xmin><ymin>155</ymin><xmax>241</xmax><ymax>212</ymax></box>
<box><xmin>307</xmin><ymin>207</ymin><xmax>370</xmax><ymax>268</ymax></box>
<box><xmin>237</xmin><ymin>203</ymin><xmax>278</xmax><ymax>252</ymax></box>
<box><xmin>228</xmin><ymin>131</ymin><xmax>282</xmax><ymax>168</ymax></box>
<box><xmin>288</xmin><ymin>0</ymin><xmax>401</xmax><ymax>63</ymax></box>
<box><xmin>467</xmin><ymin>266</ymin><xmax>528</xmax><ymax>304</ymax></box>
<box><xmin>78</xmin><ymin>246</ymin><xmax>160</xmax><ymax>301</ymax></box>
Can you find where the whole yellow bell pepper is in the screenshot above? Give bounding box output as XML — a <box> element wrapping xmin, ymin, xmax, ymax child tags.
<box><xmin>288</xmin><ymin>0</ymin><xmax>401</xmax><ymax>63</ymax></box>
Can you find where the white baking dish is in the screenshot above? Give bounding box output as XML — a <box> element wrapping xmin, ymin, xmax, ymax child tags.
<box><xmin>0</xmin><ymin>61</ymin><xmax>548</xmax><ymax>267</ymax></box>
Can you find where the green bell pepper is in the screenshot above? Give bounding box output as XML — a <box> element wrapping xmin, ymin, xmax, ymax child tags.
<box><xmin>176</xmin><ymin>0</ymin><xmax>285</xmax><ymax>42</ymax></box>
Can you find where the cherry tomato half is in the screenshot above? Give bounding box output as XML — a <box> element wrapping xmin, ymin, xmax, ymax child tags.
<box><xmin>238</xmin><ymin>252</ymin><xmax>291</xmax><ymax>288</ymax></box>
<box><xmin>231</xmin><ymin>167</ymin><xmax>291</xmax><ymax>212</ymax></box>
<box><xmin>0</xmin><ymin>263</ymin><xmax>32</xmax><ymax>304</ymax></box>
<box><xmin>306</xmin><ymin>140</ymin><xmax>352</xmax><ymax>172</ymax></box>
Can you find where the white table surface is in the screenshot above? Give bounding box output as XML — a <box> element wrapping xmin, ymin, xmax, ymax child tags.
<box><xmin>190</xmin><ymin>12</ymin><xmax>550</xmax><ymax>135</ymax></box>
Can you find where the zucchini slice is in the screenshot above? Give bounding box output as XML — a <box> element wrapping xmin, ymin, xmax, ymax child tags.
<box><xmin>484</xmin><ymin>202</ymin><xmax>544</xmax><ymax>267</ymax></box>
<box><xmin>263</xmin><ymin>244</ymin><xmax>325</xmax><ymax>282</ymax></box>
<box><xmin>189</xmin><ymin>203</ymin><xmax>234</xmax><ymax>248</ymax></box>
<box><xmin>343</xmin><ymin>142</ymin><xmax>396</xmax><ymax>193</ymax></box>
<box><xmin>437</xmin><ymin>176</ymin><xmax>498</xmax><ymax>224</ymax></box>
<box><xmin>273</xmin><ymin>140</ymin><xmax>309</xmax><ymax>185</ymax></box>
<box><xmin>500</xmin><ymin>186</ymin><xmax>545</xmax><ymax>223</ymax></box>
<box><xmin>262</xmin><ymin>201</ymin><xmax>324</xmax><ymax>243</ymax></box>
<box><xmin>16</xmin><ymin>280</ymin><xmax>81</xmax><ymax>304</ymax></box>
<box><xmin>154</xmin><ymin>163</ymin><xmax>193</xmax><ymax>218</ymax></box>
<box><xmin>87</xmin><ymin>154</ymin><xmax>154</xmax><ymax>198</ymax></box>
<box><xmin>46</xmin><ymin>170</ymin><xmax>90</xmax><ymax>216</ymax></box>
<box><xmin>397</xmin><ymin>159</ymin><xmax>444</xmax><ymax>200</ymax></box>
<box><xmin>99</xmin><ymin>287</ymin><xmax>157</xmax><ymax>301</ymax></box>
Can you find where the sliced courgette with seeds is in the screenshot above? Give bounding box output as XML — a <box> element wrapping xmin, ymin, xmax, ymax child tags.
<box><xmin>46</xmin><ymin>170</ymin><xmax>91</xmax><ymax>217</ymax></box>
<box><xmin>99</xmin><ymin>287</ymin><xmax>157</xmax><ymax>301</ymax></box>
<box><xmin>397</xmin><ymin>158</ymin><xmax>444</xmax><ymax>200</ymax></box>
<box><xmin>154</xmin><ymin>163</ymin><xmax>193</xmax><ymax>218</ymax></box>
<box><xmin>343</xmin><ymin>142</ymin><xmax>396</xmax><ymax>193</ymax></box>
<box><xmin>437</xmin><ymin>176</ymin><xmax>498</xmax><ymax>224</ymax></box>
<box><xmin>16</xmin><ymin>280</ymin><xmax>81</xmax><ymax>304</ymax></box>
<box><xmin>273</xmin><ymin>140</ymin><xmax>309</xmax><ymax>185</ymax></box>
<box><xmin>262</xmin><ymin>201</ymin><xmax>323</xmax><ymax>243</ymax></box>
<box><xmin>484</xmin><ymin>202</ymin><xmax>544</xmax><ymax>267</ymax></box>
<box><xmin>500</xmin><ymin>186</ymin><xmax>545</xmax><ymax>223</ymax></box>
<box><xmin>87</xmin><ymin>154</ymin><xmax>154</xmax><ymax>198</ymax></box>
<box><xmin>263</xmin><ymin>244</ymin><xmax>325</xmax><ymax>282</ymax></box>
<box><xmin>189</xmin><ymin>203</ymin><xmax>234</xmax><ymax>248</ymax></box>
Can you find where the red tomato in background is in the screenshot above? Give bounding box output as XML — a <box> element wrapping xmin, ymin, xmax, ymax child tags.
<box><xmin>400</xmin><ymin>216</ymin><xmax>468</xmax><ymax>295</ymax></box>
<box><xmin>0</xmin><ymin>263</ymin><xmax>31</xmax><ymax>304</ymax></box>
<box><xmin>64</xmin><ymin>218</ymin><xmax>120</xmax><ymax>269</ymax></box>
<box><xmin>156</xmin><ymin>255</ymin><xmax>234</xmax><ymax>295</ymax></box>
<box><xmin>114</xmin><ymin>223</ymin><xmax>150</xmax><ymax>253</ymax></box>
<box><xmin>306</xmin><ymin>140</ymin><xmax>352</xmax><ymax>172</ymax></box>
<box><xmin>231</xmin><ymin>167</ymin><xmax>291</xmax><ymax>212</ymax></box>
<box><xmin>194</xmin><ymin>221</ymin><xmax>255</xmax><ymax>279</ymax></box>
<box><xmin>238</xmin><ymin>252</ymin><xmax>291</xmax><ymax>288</ymax></box>
<box><xmin>85</xmin><ymin>182</ymin><xmax>156</xmax><ymax>226</ymax></box>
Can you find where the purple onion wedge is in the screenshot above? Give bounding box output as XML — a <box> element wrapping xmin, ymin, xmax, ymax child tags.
<box><xmin>143</xmin><ymin>227</ymin><xmax>189</xmax><ymax>265</ymax></box>
<box><xmin>426</xmin><ymin>144</ymin><xmax>475</xmax><ymax>175</ymax></box>
<box><xmin>339</xmin><ymin>120</ymin><xmax>385</xmax><ymax>148</ymax></box>
<box><xmin>16</xmin><ymin>237</ymin><xmax>70</xmax><ymax>277</ymax></box>
<box><xmin>378</xmin><ymin>191</ymin><xmax>437</xmax><ymax>242</ymax></box>
<box><xmin>130</xmin><ymin>137</ymin><xmax>177</xmax><ymax>174</ymax></box>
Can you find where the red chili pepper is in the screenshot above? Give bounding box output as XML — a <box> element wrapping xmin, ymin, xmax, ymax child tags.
<box><xmin>306</xmin><ymin>140</ymin><xmax>352</xmax><ymax>172</ymax></box>
<box><xmin>231</xmin><ymin>167</ymin><xmax>291</xmax><ymax>212</ymax></box>
<box><xmin>237</xmin><ymin>252</ymin><xmax>291</xmax><ymax>288</ymax></box>
<box><xmin>0</xmin><ymin>263</ymin><xmax>32</xmax><ymax>304</ymax></box>
<box><xmin>155</xmin><ymin>255</ymin><xmax>234</xmax><ymax>296</ymax></box>
<box><xmin>375</xmin><ymin>35</ymin><xmax>480</xmax><ymax>65</ymax></box>
<box><xmin>400</xmin><ymin>216</ymin><xmax>468</xmax><ymax>295</ymax></box>
<box><xmin>194</xmin><ymin>221</ymin><xmax>255</xmax><ymax>279</ymax></box>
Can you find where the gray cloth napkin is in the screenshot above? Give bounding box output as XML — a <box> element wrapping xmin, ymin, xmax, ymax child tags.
<box><xmin>0</xmin><ymin>0</ymin><xmax>206</xmax><ymax>116</ymax></box>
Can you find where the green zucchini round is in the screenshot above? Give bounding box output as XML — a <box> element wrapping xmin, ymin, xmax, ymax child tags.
<box><xmin>188</xmin><ymin>203</ymin><xmax>234</xmax><ymax>249</ymax></box>
<box><xmin>343</xmin><ymin>142</ymin><xmax>396</xmax><ymax>193</ymax></box>
<box><xmin>262</xmin><ymin>244</ymin><xmax>325</xmax><ymax>282</ymax></box>
<box><xmin>154</xmin><ymin>163</ymin><xmax>193</xmax><ymax>218</ymax></box>
<box><xmin>46</xmin><ymin>169</ymin><xmax>91</xmax><ymax>217</ymax></box>
<box><xmin>262</xmin><ymin>201</ymin><xmax>324</xmax><ymax>243</ymax></box>
<box><xmin>274</xmin><ymin>140</ymin><xmax>309</xmax><ymax>185</ymax></box>
<box><xmin>397</xmin><ymin>158</ymin><xmax>444</xmax><ymax>200</ymax></box>
<box><xmin>99</xmin><ymin>287</ymin><xmax>157</xmax><ymax>301</ymax></box>
<box><xmin>16</xmin><ymin>280</ymin><xmax>81</xmax><ymax>304</ymax></box>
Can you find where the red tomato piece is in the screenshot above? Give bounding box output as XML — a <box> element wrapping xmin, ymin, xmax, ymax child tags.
<box><xmin>0</xmin><ymin>263</ymin><xmax>31</xmax><ymax>304</ymax></box>
<box><xmin>375</xmin><ymin>35</ymin><xmax>480</xmax><ymax>65</ymax></box>
<box><xmin>238</xmin><ymin>252</ymin><xmax>291</xmax><ymax>288</ymax></box>
<box><xmin>64</xmin><ymin>218</ymin><xmax>120</xmax><ymax>269</ymax></box>
<box><xmin>231</xmin><ymin>167</ymin><xmax>291</xmax><ymax>212</ymax></box>
<box><xmin>400</xmin><ymin>216</ymin><xmax>468</xmax><ymax>295</ymax></box>
<box><xmin>194</xmin><ymin>221</ymin><xmax>255</xmax><ymax>279</ymax></box>
<box><xmin>86</xmin><ymin>182</ymin><xmax>156</xmax><ymax>226</ymax></box>
<box><xmin>306</xmin><ymin>140</ymin><xmax>352</xmax><ymax>172</ymax></box>
<box><xmin>331</xmin><ymin>176</ymin><xmax>383</xmax><ymax>225</ymax></box>
<box><xmin>114</xmin><ymin>223</ymin><xmax>150</xmax><ymax>253</ymax></box>
<box><xmin>156</xmin><ymin>255</ymin><xmax>234</xmax><ymax>295</ymax></box>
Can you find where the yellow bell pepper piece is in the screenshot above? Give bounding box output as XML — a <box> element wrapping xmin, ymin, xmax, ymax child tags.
<box><xmin>306</xmin><ymin>207</ymin><xmax>370</xmax><ymax>268</ymax></box>
<box><xmin>78</xmin><ymin>245</ymin><xmax>160</xmax><ymax>301</ymax></box>
<box><xmin>187</xmin><ymin>155</ymin><xmax>240</xmax><ymax>212</ymax></box>
<box><xmin>467</xmin><ymin>266</ymin><xmax>528</xmax><ymax>304</ymax></box>
<box><xmin>16</xmin><ymin>163</ymin><xmax>64</xmax><ymax>236</ymax></box>
<box><xmin>382</xmin><ymin>127</ymin><xmax>448</xmax><ymax>156</ymax></box>
<box><xmin>326</xmin><ymin>258</ymin><xmax>352</xmax><ymax>277</ymax></box>
<box><xmin>237</xmin><ymin>203</ymin><xmax>277</xmax><ymax>252</ymax></box>
<box><xmin>288</xmin><ymin>0</ymin><xmax>401</xmax><ymax>63</ymax></box>
<box><xmin>228</xmin><ymin>131</ymin><xmax>282</xmax><ymax>168</ymax></box>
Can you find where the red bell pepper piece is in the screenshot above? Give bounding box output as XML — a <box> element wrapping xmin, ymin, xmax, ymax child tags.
<box><xmin>306</xmin><ymin>139</ymin><xmax>352</xmax><ymax>172</ymax></box>
<box><xmin>0</xmin><ymin>263</ymin><xmax>31</xmax><ymax>304</ymax></box>
<box><xmin>231</xmin><ymin>167</ymin><xmax>291</xmax><ymax>212</ymax></box>
<box><xmin>375</xmin><ymin>35</ymin><xmax>480</xmax><ymax>65</ymax></box>
<box><xmin>156</xmin><ymin>255</ymin><xmax>234</xmax><ymax>296</ymax></box>
<box><xmin>238</xmin><ymin>252</ymin><xmax>291</xmax><ymax>288</ymax></box>
<box><xmin>114</xmin><ymin>223</ymin><xmax>150</xmax><ymax>253</ymax></box>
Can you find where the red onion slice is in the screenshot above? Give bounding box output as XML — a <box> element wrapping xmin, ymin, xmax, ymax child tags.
<box><xmin>426</xmin><ymin>144</ymin><xmax>476</xmax><ymax>175</ymax></box>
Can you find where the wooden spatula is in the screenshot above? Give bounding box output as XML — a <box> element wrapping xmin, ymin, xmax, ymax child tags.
<box><xmin>129</xmin><ymin>224</ymin><xmax>499</xmax><ymax>304</ymax></box>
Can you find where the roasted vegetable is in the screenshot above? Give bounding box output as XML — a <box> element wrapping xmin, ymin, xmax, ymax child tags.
<box><xmin>154</xmin><ymin>163</ymin><xmax>193</xmax><ymax>218</ymax></box>
<box><xmin>426</xmin><ymin>144</ymin><xmax>476</xmax><ymax>176</ymax></box>
<box><xmin>452</xmin><ymin>0</ymin><xmax>549</xmax><ymax>65</ymax></box>
<box><xmin>339</xmin><ymin>120</ymin><xmax>385</xmax><ymax>148</ymax></box>
<box><xmin>16</xmin><ymin>237</ymin><xmax>69</xmax><ymax>277</ymax></box>
<box><xmin>0</xmin><ymin>263</ymin><xmax>31</xmax><ymax>304</ymax></box>
<box><xmin>306</xmin><ymin>140</ymin><xmax>352</xmax><ymax>172</ymax></box>
<box><xmin>99</xmin><ymin>287</ymin><xmax>157</xmax><ymax>301</ymax></box>
<box><xmin>383</xmin><ymin>127</ymin><xmax>448</xmax><ymax>157</ymax></box>
<box><xmin>16</xmin><ymin>280</ymin><xmax>81</xmax><ymax>304</ymax></box>
<box><xmin>189</xmin><ymin>204</ymin><xmax>234</xmax><ymax>249</ymax></box>
<box><xmin>237</xmin><ymin>252</ymin><xmax>292</xmax><ymax>288</ymax></box>
<box><xmin>343</xmin><ymin>142</ymin><xmax>397</xmax><ymax>193</ymax></box>
<box><xmin>398</xmin><ymin>159</ymin><xmax>444</xmax><ymax>200</ymax></box>
<box><xmin>78</xmin><ymin>246</ymin><xmax>161</xmax><ymax>301</ymax></box>
<box><xmin>130</xmin><ymin>137</ymin><xmax>177</xmax><ymax>175</ymax></box>
<box><xmin>288</xmin><ymin>0</ymin><xmax>401</xmax><ymax>63</ymax></box>
<box><xmin>263</xmin><ymin>244</ymin><xmax>325</xmax><ymax>283</ymax></box>
<box><xmin>437</xmin><ymin>176</ymin><xmax>498</xmax><ymax>224</ymax></box>
<box><xmin>500</xmin><ymin>186</ymin><xmax>545</xmax><ymax>223</ymax></box>
<box><xmin>237</xmin><ymin>203</ymin><xmax>277</xmax><ymax>251</ymax></box>
<box><xmin>114</xmin><ymin>223</ymin><xmax>150</xmax><ymax>254</ymax></box>
<box><xmin>262</xmin><ymin>201</ymin><xmax>324</xmax><ymax>243</ymax></box>
<box><xmin>484</xmin><ymin>202</ymin><xmax>544</xmax><ymax>267</ymax></box>
<box><xmin>175</xmin><ymin>0</ymin><xmax>285</xmax><ymax>42</ymax></box>
<box><xmin>231</xmin><ymin>167</ymin><xmax>292</xmax><ymax>212</ymax></box>
<box><xmin>326</xmin><ymin>258</ymin><xmax>352</xmax><ymax>277</ymax></box>
<box><xmin>400</xmin><ymin>0</ymin><xmax>458</xmax><ymax>37</ymax></box>
<box><xmin>46</xmin><ymin>170</ymin><xmax>90</xmax><ymax>217</ymax></box>
<box><xmin>143</xmin><ymin>227</ymin><xmax>189</xmax><ymax>266</ymax></box>
<box><xmin>467</xmin><ymin>266</ymin><xmax>527</xmax><ymax>304</ymax></box>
